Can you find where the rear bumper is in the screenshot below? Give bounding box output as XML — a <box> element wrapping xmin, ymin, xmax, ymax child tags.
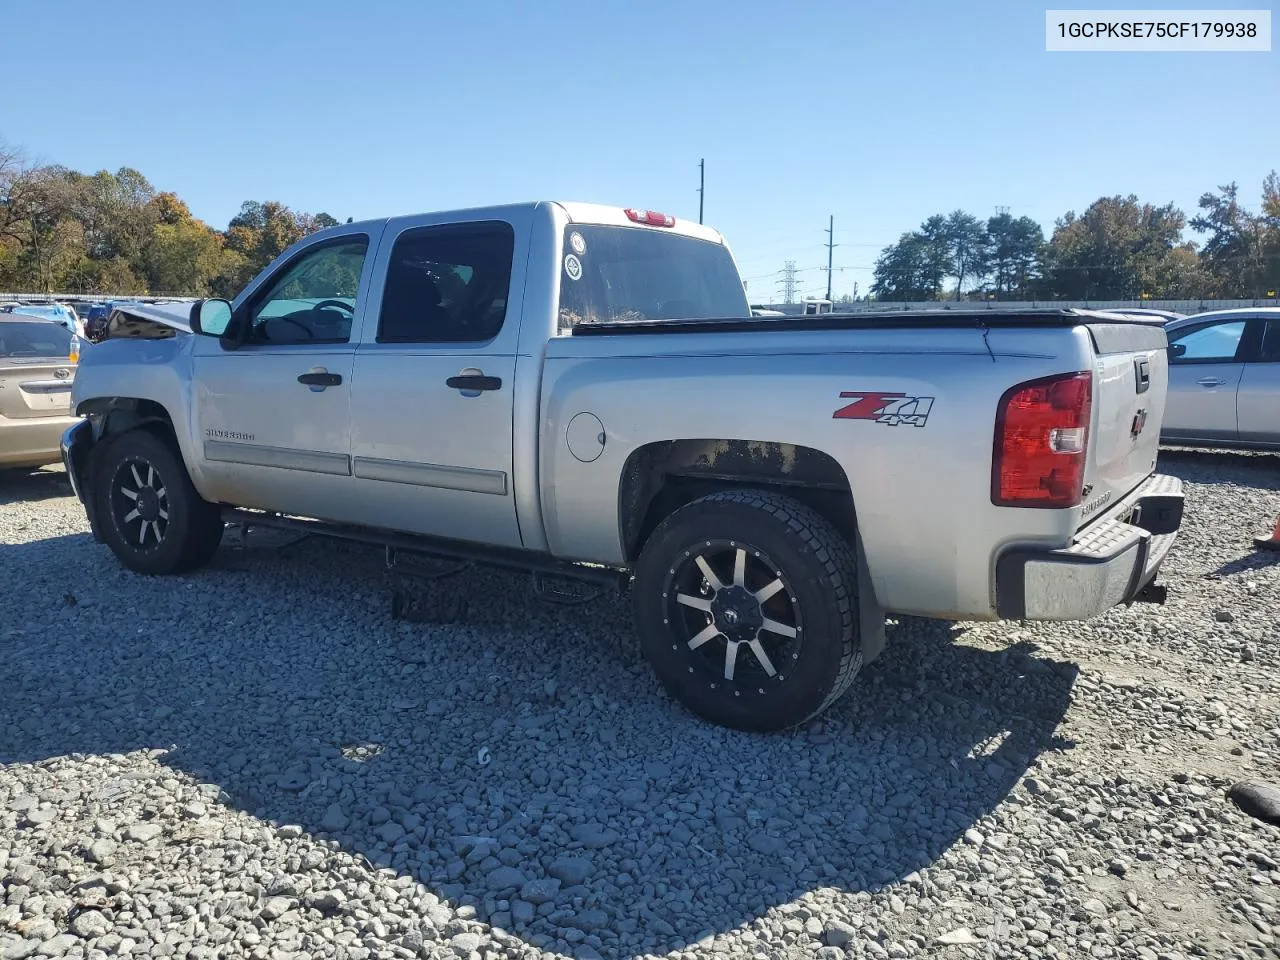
<box><xmin>995</xmin><ymin>473</ymin><xmax>1184</xmax><ymax>620</ymax></box>
<box><xmin>0</xmin><ymin>415</ymin><xmax>81</xmax><ymax>467</ymax></box>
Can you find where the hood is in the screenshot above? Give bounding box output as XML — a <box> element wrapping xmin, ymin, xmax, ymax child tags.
<box><xmin>106</xmin><ymin>302</ymin><xmax>194</xmax><ymax>339</ymax></box>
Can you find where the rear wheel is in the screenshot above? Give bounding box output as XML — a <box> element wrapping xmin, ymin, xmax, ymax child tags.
<box><xmin>633</xmin><ymin>489</ymin><xmax>862</xmax><ymax>731</ymax></box>
<box><xmin>92</xmin><ymin>429</ymin><xmax>224</xmax><ymax>575</ymax></box>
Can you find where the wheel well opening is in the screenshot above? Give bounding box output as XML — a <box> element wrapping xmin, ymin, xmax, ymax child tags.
<box><xmin>81</xmin><ymin>397</ymin><xmax>177</xmax><ymax>444</ymax></box>
<box><xmin>619</xmin><ymin>439</ymin><xmax>856</xmax><ymax>561</ymax></box>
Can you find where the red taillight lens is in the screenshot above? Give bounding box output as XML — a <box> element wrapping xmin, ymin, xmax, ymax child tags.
<box><xmin>992</xmin><ymin>371</ymin><xmax>1092</xmax><ymax>508</ymax></box>
<box><xmin>624</xmin><ymin>208</ymin><xmax>676</xmax><ymax>227</ymax></box>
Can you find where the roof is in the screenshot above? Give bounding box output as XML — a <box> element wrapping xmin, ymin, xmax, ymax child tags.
<box><xmin>320</xmin><ymin>201</ymin><xmax>728</xmax><ymax>246</ymax></box>
<box><xmin>1167</xmin><ymin>306</ymin><xmax>1280</xmax><ymax>331</ymax></box>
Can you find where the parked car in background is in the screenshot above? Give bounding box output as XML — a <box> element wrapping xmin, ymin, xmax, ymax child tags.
<box><xmin>0</xmin><ymin>317</ymin><xmax>80</xmax><ymax>469</ymax></box>
<box><xmin>1100</xmin><ymin>308</ymin><xmax>1187</xmax><ymax>324</ymax></box>
<box><xmin>1162</xmin><ymin>307</ymin><xmax>1280</xmax><ymax>450</ymax></box>
<box><xmin>1</xmin><ymin>302</ymin><xmax>82</xmax><ymax>337</ymax></box>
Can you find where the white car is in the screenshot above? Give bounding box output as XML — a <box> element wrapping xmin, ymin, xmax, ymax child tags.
<box><xmin>1162</xmin><ymin>307</ymin><xmax>1280</xmax><ymax>450</ymax></box>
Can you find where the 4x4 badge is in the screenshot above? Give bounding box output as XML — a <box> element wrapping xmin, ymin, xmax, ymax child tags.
<box><xmin>833</xmin><ymin>391</ymin><xmax>935</xmax><ymax>427</ymax></box>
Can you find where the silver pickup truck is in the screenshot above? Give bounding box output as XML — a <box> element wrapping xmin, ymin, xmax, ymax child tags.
<box><xmin>61</xmin><ymin>201</ymin><xmax>1184</xmax><ymax>731</ymax></box>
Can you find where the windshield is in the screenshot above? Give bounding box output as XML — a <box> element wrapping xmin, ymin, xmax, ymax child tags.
<box><xmin>0</xmin><ymin>321</ymin><xmax>73</xmax><ymax>358</ymax></box>
<box><xmin>557</xmin><ymin>225</ymin><xmax>749</xmax><ymax>331</ymax></box>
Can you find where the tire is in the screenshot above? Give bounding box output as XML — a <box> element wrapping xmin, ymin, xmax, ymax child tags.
<box><xmin>92</xmin><ymin>428</ymin><xmax>224</xmax><ymax>575</ymax></box>
<box><xmin>633</xmin><ymin>489</ymin><xmax>863</xmax><ymax>732</ymax></box>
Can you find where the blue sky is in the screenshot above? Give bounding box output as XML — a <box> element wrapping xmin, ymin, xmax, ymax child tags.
<box><xmin>6</xmin><ymin>0</ymin><xmax>1277</xmax><ymax>299</ymax></box>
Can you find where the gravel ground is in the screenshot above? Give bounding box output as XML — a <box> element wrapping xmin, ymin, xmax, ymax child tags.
<box><xmin>1</xmin><ymin>450</ymin><xmax>1278</xmax><ymax>960</ymax></box>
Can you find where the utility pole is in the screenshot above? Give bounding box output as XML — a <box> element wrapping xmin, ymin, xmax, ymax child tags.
<box><xmin>697</xmin><ymin>159</ymin><xmax>705</xmax><ymax>224</ymax></box>
<box><xmin>777</xmin><ymin>260</ymin><xmax>799</xmax><ymax>305</ymax></box>
<box><xmin>824</xmin><ymin>215</ymin><xmax>837</xmax><ymax>301</ymax></box>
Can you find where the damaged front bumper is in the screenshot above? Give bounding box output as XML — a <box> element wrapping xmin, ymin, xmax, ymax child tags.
<box><xmin>60</xmin><ymin>419</ymin><xmax>103</xmax><ymax>541</ymax></box>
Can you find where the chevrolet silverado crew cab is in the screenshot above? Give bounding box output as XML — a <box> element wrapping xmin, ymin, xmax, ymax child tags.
<box><xmin>61</xmin><ymin>201</ymin><xmax>1184</xmax><ymax>731</ymax></box>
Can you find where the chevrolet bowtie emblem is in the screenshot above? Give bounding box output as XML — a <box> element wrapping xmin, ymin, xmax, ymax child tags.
<box><xmin>1130</xmin><ymin>408</ymin><xmax>1148</xmax><ymax>440</ymax></box>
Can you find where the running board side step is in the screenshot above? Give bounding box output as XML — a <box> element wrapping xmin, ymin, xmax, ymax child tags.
<box><xmin>221</xmin><ymin>508</ymin><xmax>632</xmax><ymax>592</ymax></box>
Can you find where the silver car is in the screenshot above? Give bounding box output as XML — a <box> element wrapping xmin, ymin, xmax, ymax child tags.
<box><xmin>1162</xmin><ymin>307</ymin><xmax>1280</xmax><ymax>450</ymax></box>
<box><xmin>0</xmin><ymin>317</ymin><xmax>80</xmax><ymax>469</ymax></box>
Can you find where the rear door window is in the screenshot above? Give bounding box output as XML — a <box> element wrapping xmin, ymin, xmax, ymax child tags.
<box><xmin>1259</xmin><ymin>319</ymin><xmax>1280</xmax><ymax>362</ymax></box>
<box><xmin>376</xmin><ymin>221</ymin><xmax>515</xmax><ymax>344</ymax></box>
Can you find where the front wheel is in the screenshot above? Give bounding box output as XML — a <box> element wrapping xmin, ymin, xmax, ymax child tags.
<box><xmin>633</xmin><ymin>489</ymin><xmax>863</xmax><ymax>732</ymax></box>
<box><xmin>92</xmin><ymin>429</ymin><xmax>224</xmax><ymax>575</ymax></box>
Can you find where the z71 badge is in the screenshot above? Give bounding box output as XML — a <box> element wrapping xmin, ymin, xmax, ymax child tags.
<box><xmin>832</xmin><ymin>391</ymin><xmax>935</xmax><ymax>427</ymax></box>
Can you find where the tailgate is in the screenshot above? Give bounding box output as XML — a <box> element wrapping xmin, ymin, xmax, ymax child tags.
<box><xmin>1081</xmin><ymin>322</ymin><xmax>1169</xmax><ymax>519</ymax></box>
<box><xmin>0</xmin><ymin>358</ymin><xmax>76</xmax><ymax>419</ymax></box>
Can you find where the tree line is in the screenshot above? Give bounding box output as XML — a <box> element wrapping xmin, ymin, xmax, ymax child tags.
<box><xmin>870</xmin><ymin>174</ymin><xmax>1280</xmax><ymax>301</ymax></box>
<box><xmin>0</xmin><ymin>139</ymin><xmax>341</xmax><ymax>297</ymax></box>
<box><xmin>4</xmin><ymin>137</ymin><xmax>1279</xmax><ymax>302</ymax></box>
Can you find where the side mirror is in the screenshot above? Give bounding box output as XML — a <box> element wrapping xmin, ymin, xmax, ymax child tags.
<box><xmin>190</xmin><ymin>299</ymin><xmax>233</xmax><ymax>337</ymax></box>
<box><xmin>1169</xmin><ymin>343</ymin><xmax>1187</xmax><ymax>360</ymax></box>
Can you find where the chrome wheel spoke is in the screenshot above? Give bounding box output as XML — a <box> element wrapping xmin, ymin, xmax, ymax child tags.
<box><xmin>146</xmin><ymin>465</ymin><xmax>156</xmax><ymax>488</ymax></box>
<box><xmin>137</xmin><ymin>520</ymin><xmax>149</xmax><ymax>545</ymax></box>
<box><xmin>156</xmin><ymin>486</ymin><xmax>166</xmax><ymax>499</ymax></box>
<box><xmin>747</xmin><ymin>638</ymin><xmax>778</xmax><ymax>677</ymax></box>
<box><xmin>149</xmin><ymin>520</ymin><xmax>162</xmax><ymax>543</ymax></box>
<box><xmin>676</xmin><ymin>592</ymin><xmax>713</xmax><ymax>612</ymax></box>
<box><xmin>754</xmin><ymin>578</ymin><xmax>785</xmax><ymax>603</ymax></box>
<box><xmin>158</xmin><ymin>508</ymin><xmax>169</xmax><ymax>521</ymax></box>
<box><xmin>724</xmin><ymin>641</ymin><xmax>741</xmax><ymax>681</ymax></box>
<box><xmin>688</xmin><ymin>622</ymin><xmax>720</xmax><ymax>650</ymax></box>
<box><xmin>123</xmin><ymin>508</ymin><xmax>140</xmax><ymax>523</ymax></box>
<box><xmin>130</xmin><ymin>464</ymin><xmax>144</xmax><ymax>488</ymax></box>
<box><xmin>120</xmin><ymin>486</ymin><xmax>138</xmax><ymax>501</ymax></box>
<box><xmin>694</xmin><ymin>555</ymin><xmax>724</xmax><ymax>591</ymax></box>
<box><xmin>732</xmin><ymin>548</ymin><xmax>746</xmax><ymax>587</ymax></box>
<box><xmin>760</xmin><ymin>617</ymin><xmax>798</xmax><ymax>639</ymax></box>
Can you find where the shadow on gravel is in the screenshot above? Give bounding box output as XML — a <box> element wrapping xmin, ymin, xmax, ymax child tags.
<box><xmin>1157</xmin><ymin>446</ymin><xmax>1280</xmax><ymax>485</ymax></box>
<box><xmin>0</xmin><ymin>532</ymin><xmax>1077</xmax><ymax>958</ymax></box>
<box><xmin>0</xmin><ymin>465</ymin><xmax>73</xmax><ymax>504</ymax></box>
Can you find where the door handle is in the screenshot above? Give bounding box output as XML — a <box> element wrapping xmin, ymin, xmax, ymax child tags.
<box><xmin>1196</xmin><ymin>377</ymin><xmax>1226</xmax><ymax>387</ymax></box>
<box><xmin>446</xmin><ymin>374</ymin><xmax>502</xmax><ymax>392</ymax></box>
<box><xmin>298</xmin><ymin>372</ymin><xmax>343</xmax><ymax>387</ymax></box>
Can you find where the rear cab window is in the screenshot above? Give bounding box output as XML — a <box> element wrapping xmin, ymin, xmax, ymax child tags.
<box><xmin>556</xmin><ymin>224</ymin><xmax>750</xmax><ymax>333</ymax></box>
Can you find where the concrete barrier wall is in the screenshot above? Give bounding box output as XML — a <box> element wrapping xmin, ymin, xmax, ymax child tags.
<box><xmin>756</xmin><ymin>299</ymin><xmax>1280</xmax><ymax>315</ymax></box>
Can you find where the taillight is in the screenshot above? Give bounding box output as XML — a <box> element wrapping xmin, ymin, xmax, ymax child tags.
<box><xmin>624</xmin><ymin>208</ymin><xmax>676</xmax><ymax>227</ymax></box>
<box><xmin>992</xmin><ymin>371</ymin><xmax>1092</xmax><ymax>508</ymax></box>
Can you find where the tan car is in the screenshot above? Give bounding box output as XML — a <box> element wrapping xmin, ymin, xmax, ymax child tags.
<box><xmin>0</xmin><ymin>316</ymin><xmax>80</xmax><ymax>469</ymax></box>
